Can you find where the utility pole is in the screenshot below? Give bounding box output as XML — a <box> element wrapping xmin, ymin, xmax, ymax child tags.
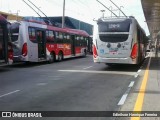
<box><xmin>16</xmin><ymin>10</ymin><xmax>20</xmax><ymax>21</ymax></box>
<box><xmin>62</xmin><ymin>0</ymin><xmax>65</xmax><ymax>28</ymax></box>
<box><xmin>100</xmin><ymin>10</ymin><xmax>105</xmax><ymax>18</ymax></box>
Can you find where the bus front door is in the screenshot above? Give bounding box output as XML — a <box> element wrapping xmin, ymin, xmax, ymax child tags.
<box><xmin>0</xmin><ymin>25</ymin><xmax>5</xmax><ymax>63</ymax></box>
<box><xmin>71</xmin><ymin>35</ymin><xmax>75</xmax><ymax>56</ymax></box>
<box><xmin>37</xmin><ymin>30</ymin><xmax>46</xmax><ymax>59</ymax></box>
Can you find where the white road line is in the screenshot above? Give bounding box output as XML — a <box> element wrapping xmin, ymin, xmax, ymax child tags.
<box><xmin>118</xmin><ymin>81</ymin><xmax>135</xmax><ymax>105</ymax></box>
<box><xmin>137</xmin><ymin>69</ymin><xmax>141</xmax><ymax>73</ymax></box>
<box><xmin>0</xmin><ymin>90</ymin><xmax>20</xmax><ymax>98</ymax></box>
<box><xmin>134</xmin><ymin>69</ymin><xmax>141</xmax><ymax>78</ymax></box>
<box><xmin>83</xmin><ymin>66</ymin><xmax>93</xmax><ymax>69</ymax></box>
<box><xmin>134</xmin><ymin>73</ymin><xmax>139</xmax><ymax>78</ymax></box>
<box><xmin>128</xmin><ymin>81</ymin><xmax>135</xmax><ymax>87</ymax></box>
<box><xmin>36</xmin><ymin>83</ymin><xmax>48</xmax><ymax>86</ymax></box>
<box><xmin>58</xmin><ymin>70</ymin><xmax>135</xmax><ymax>76</ymax></box>
<box><xmin>118</xmin><ymin>94</ymin><xmax>128</xmax><ymax>105</ymax></box>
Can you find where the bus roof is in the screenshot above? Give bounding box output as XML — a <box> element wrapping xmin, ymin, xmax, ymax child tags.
<box><xmin>47</xmin><ymin>25</ymin><xmax>89</xmax><ymax>37</ymax></box>
<box><xmin>14</xmin><ymin>19</ymin><xmax>90</xmax><ymax>37</ymax></box>
<box><xmin>97</xmin><ymin>17</ymin><xmax>135</xmax><ymax>22</ymax></box>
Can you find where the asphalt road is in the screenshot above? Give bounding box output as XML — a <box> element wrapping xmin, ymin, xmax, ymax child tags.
<box><xmin>0</xmin><ymin>55</ymin><xmax>141</xmax><ymax>120</ymax></box>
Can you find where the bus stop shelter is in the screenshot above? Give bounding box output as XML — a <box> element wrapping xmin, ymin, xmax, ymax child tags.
<box><xmin>141</xmin><ymin>0</ymin><xmax>160</xmax><ymax>39</ymax></box>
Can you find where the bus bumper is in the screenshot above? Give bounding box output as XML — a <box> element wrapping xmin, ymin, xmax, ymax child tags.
<box><xmin>13</xmin><ymin>55</ymin><xmax>26</xmax><ymax>62</ymax></box>
<box><xmin>94</xmin><ymin>56</ymin><xmax>137</xmax><ymax>64</ymax></box>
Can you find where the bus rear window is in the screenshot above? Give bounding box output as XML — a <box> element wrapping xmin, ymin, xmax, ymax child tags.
<box><xmin>99</xmin><ymin>34</ymin><xmax>129</xmax><ymax>43</ymax></box>
<box><xmin>98</xmin><ymin>19</ymin><xmax>131</xmax><ymax>32</ymax></box>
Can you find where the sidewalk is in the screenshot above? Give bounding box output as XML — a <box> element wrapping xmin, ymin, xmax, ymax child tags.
<box><xmin>116</xmin><ymin>51</ymin><xmax>160</xmax><ymax>120</ymax></box>
<box><xmin>140</xmin><ymin>52</ymin><xmax>160</xmax><ymax>120</ymax></box>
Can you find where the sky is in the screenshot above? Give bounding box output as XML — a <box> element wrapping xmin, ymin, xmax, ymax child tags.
<box><xmin>0</xmin><ymin>0</ymin><xmax>149</xmax><ymax>35</ymax></box>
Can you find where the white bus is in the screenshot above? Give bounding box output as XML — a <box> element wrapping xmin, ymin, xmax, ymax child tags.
<box><xmin>93</xmin><ymin>16</ymin><xmax>147</xmax><ymax>66</ymax></box>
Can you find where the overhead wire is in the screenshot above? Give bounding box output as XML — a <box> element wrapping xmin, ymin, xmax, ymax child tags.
<box><xmin>96</xmin><ymin>0</ymin><xmax>118</xmax><ymax>17</ymax></box>
<box><xmin>71</xmin><ymin>0</ymin><xmax>95</xmax><ymax>18</ymax></box>
<box><xmin>109</xmin><ymin>0</ymin><xmax>127</xmax><ymax>17</ymax></box>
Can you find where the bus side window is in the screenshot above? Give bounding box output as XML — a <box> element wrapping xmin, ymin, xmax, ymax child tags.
<box><xmin>56</xmin><ymin>32</ymin><xmax>63</xmax><ymax>43</ymax></box>
<box><xmin>67</xmin><ymin>34</ymin><xmax>70</xmax><ymax>43</ymax></box>
<box><xmin>29</xmin><ymin>27</ymin><xmax>36</xmax><ymax>42</ymax></box>
<box><xmin>84</xmin><ymin>37</ymin><xmax>88</xmax><ymax>46</ymax></box>
<box><xmin>75</xmin><ymin>35</ymin><xmax>80</xmax><ymax>46</ymax></box>
<box><xmin>46</xmin><ymin>30</ymin><xmax>55</xmax><ymax>43</ymax></box>
<box><xmin>63</xmin><ymin>33</ymin><xmax>70</xmax><ymax>44</ymax></box>
<box><xmin>55</xmin><ymin>31</ymin><xmax>59</xmax><ymax>39</ymax></box>
<box><xmin>80</xmin><ymin>36</ymin><xmax>84</xmax><ymax>46</ymax></box>
<box><xmin>63</xmin><ymin>33</ymin><xmax>67</xmax><ymax>43</ymax></box>
<box><xmin>55</xmin><ymin>31</ymin><xmax>59</xmax><ymax>43</ymax></box>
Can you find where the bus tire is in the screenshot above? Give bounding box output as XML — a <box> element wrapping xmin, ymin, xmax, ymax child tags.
<box><xmin>49</xmin><ymin>52</ymin><xmax>55</xmax><ymax>63</ymax></box>
<box><xmin>58</xmin><ymin>51</ymin><xmax>63</xmax><ymax>62</ymax></box>
<box><xmin>84</xmin><ymin>49</ymin><xmax>87</xmax><ymax>57</ymax></box>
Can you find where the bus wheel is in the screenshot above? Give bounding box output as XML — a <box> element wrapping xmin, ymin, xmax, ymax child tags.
<box><xmin>84</xmin><ymin>49</ymin><xmax>87</xmax><ymax>57</ymax></box>
<box><xmin>49</xmin><ymin>53</ymin><xmax>55</xmax><ymax>63</ymax></box>
<box><xmin>58</xmin><ymin>52</ymin><xmax>63</xmax><ymax>62</ymax></box>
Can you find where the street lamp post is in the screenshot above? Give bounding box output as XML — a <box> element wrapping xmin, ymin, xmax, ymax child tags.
<box><xmin>62</xmin><ymin>0</ymin><xmax>65</xmax><ymax>28</ymax></box>
<box><xmin>16</xmin><ymin>10</ymin><xmax>20</xmax><ymax>21</ymax></box>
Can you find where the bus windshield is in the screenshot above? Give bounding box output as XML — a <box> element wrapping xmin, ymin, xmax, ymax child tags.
<box><xmin>97</xmin><ymin>19</ymin><xmax>131</xmax><ymax>43</ymax></box>
<box><xmin>99</xmin><ymin>34</ymin><xmax>129</xmax><ymax>43</ymax></box>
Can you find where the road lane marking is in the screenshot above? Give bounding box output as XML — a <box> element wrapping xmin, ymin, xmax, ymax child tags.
<box><xmin>0</xmin><ymin>90</ymin><xmax>20</xmax><ymax>98</ymax></box>
<box><xmin>128</xmin><ymin>81</ymin><xmax>135</xmax><ymax>88</ymax></box>
<box><xmin>58</xmin><ymin>70</ymin><xmax>135</xmax><ymax>76</ymax></box>
<box><xmin>134</xmin><ymin>73</ymin><xmax>139</xmax><ymax>78</ymax></box>
<box><xmin>36</xmin><ymin>83</ymin><xmax>48</xmax><ymax>86</ymax></box>
<box><xmin>118</xmin><ymin>93</ymin><xmax>128</xmax><ymax>105</ymax></box>
<box><xmin>83</xmin><ymin>66</ymin><xmax>93</xmax><ymax>69</ymax></box>
<box><xmin>131</xmin><ymin>54</ymin><xmax>152</xmax><ymax>120</ymax></box>
<box><xmin>137</xmin><ymin>69</ymin><xmax>141</xmax><ymax>73</ymax></box>
<box><xmin>118</xmin><ymin>81</ymin><xmax>135</xmax><ymax>105</ymax></box>
<box><xmin>134</xmin><ymin>69</ymin><xmax>142</xmax><ymax>78</ymax></box>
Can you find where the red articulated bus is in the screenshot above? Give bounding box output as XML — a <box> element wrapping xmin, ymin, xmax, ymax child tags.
<box><xmin>10</xmin><ymin>17</ymin><xmax>90</xmax><ymax>63</ymax></box>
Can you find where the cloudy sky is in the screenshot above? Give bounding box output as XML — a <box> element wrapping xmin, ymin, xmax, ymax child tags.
<box><xmin>0</xmin><ymin>0</ymin><xmax>149</xmax><ymax>35</ymax></box>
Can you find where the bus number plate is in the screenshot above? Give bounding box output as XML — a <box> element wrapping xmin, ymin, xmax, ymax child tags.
<box><xmin>109</xmin><ymin>51</ymin><xmax>117</xmax><ymax>54</ymax></box>
<box><xmin>109</xmin><ymin>48</ymin><xmax>118</xmax><ymax>54</ymax></box>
